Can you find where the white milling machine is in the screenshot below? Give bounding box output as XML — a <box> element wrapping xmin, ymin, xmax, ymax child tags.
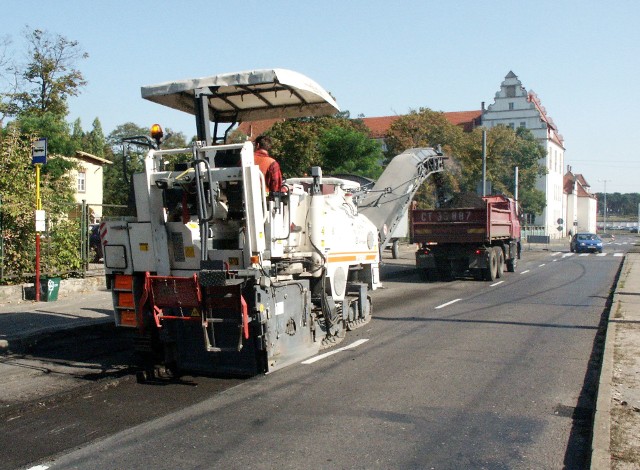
<box><xmin>100</xmin><ymin>69</ymin><xmax>444</xmax><ymax>377</ymax></box>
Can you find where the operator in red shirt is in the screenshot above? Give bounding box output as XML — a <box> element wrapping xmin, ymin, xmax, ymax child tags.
<box><xmin>253</xmin><ymin>135</ymin><xmax>282</xmax><ymax>194</ymax></box>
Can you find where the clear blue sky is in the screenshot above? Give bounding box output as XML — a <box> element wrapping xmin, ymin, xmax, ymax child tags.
<box><xmin>2</xmin><ymin>0</ymin><xmax>639</xmax><ymax>193</ymax></box>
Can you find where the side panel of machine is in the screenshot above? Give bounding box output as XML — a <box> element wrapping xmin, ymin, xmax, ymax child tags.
<box><xmin>128</xmin><ymin>223</ymin><xmax>158</xmax><ymax>272</ymax></box>
<box><xmin>260</xmin><ymin>280</ymin><xmax>320</xmax><ymax>372</ymax></box>
<box><xmin>101</xmin><ymin>221</ymin><xmax>133</xmax><ymax>275</ymax></box>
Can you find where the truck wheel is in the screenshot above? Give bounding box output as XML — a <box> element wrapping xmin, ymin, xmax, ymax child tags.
<box><xmin>391</xmin><ymin>240</ymin><xmax>400</xmax><ymax>259</ymax></box>
<box><xmin>506</xmin><ymin>256</ymin><xmax>517</xmax><ymax>272</ymax></box>
<box><xmin>484</xmin><ymin>249</ymin><xmax>498</xmax><ymax>281</ymax></box>
<box><xmin>496</xmin><ymin>248</ymin><xmax>504</xmax><ymax>278</ymax></box>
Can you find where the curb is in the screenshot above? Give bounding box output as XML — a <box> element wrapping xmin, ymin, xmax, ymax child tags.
<box><xmin>592</xmin><ymin>299</ymin><xmax>615</xmax><ymax>469</ymax></box>
<box><xmin>0</xmin><ymin>274</ymin><xmax>105</xmax><ymax>305</ymax></box>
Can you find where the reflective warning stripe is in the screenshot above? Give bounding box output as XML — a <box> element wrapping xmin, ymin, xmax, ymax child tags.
<box><xmin>327</xmin><ymin>252</ymin><xmax>378</xmax><ymax>263</ymax></box>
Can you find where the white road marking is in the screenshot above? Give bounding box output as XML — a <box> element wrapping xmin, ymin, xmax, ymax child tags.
<box><xmin>301</xmin><ymin>339</ymin><xmax>369</xmax><ymax>364</ymax></box>
<box><xmin>614</xmin><ymin>253</ymin><xmax>624</xmax><ymax>257</ymax></box>
<box><xmin>596</xmin><ymin>253</ymin><xmax>607</xmax><ymax>257</ymax></box>
<box><xmin>552</xmin><ymin>252</ymin><xmax>562</xmax><ymax>256</ymax></box>
<box><xmin>27</xmin><ymin>466</ymin><xmax>49</xmax><ymax>470</ymax></box>
<box><xmin>490</xmin><ymin>281</ymin><xmax>504</xmax><ymax>287</ymax></box>
<box><xmin>435</xmin><ymin>298</ymin><xmax>462</xmax><ymax>309</ymax></box>
<box><xmin>520</xmin><ymin>270</ymin><xmax>530</xmax><ymax>274</ymax></box>
<box><xmin>562</xmin><ymin>253</ymin><xmax>575</xmax><ymax>258</ymax></box>
<box><xmin>579</xmin><ymin>253</ymin><xmax>589</xmax><ymax>257</ymax></box>
<box><xmin>539</xmin><ymin>263</ymin><xmax>546</xmax><ymax>267</ymax></box>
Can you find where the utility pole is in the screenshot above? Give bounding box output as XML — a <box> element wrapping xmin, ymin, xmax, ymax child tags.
<box><xmin>599</xmin><ymin>179</ymin><xmax>610</xmax><ymax>233</ymax></box>
<box><xmin>482</xmin><ymin>130</ymin><xmax>487</xmax><ymax>196</ymax></box>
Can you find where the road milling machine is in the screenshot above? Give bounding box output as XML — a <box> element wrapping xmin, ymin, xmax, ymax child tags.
<box><xmin>100</xmin><ymin>69</ymin><xmax>444</xmax><ymax>376</ymax></box>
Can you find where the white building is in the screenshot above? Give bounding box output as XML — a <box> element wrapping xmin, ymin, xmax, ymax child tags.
<box><xmin>69</xmin><ymin>151</ymin><xmax>112</xmax><ymax>221</ymax></box>
<box><xmin>564</xmin><ymin>167</ymin><xmax>597</xmax><ymax>234</ymax></box>
<box><xmin>482</xmin><ymin>71</ymin><xmax>566</xmax><ymax>238</ymax></box>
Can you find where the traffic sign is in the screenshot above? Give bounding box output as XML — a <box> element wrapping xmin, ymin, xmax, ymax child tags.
<box><xmin>32</xmin><ymin>138</ymin><xmax>47</xmax><ymax>164</ymax></box>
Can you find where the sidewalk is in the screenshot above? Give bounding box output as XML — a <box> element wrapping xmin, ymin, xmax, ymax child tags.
<box><xmin>592</xmin><ymin>247</ymin><xmax>640</xmax><ymax>468</ymax></box>
<box><xmin>0</xmin><ymin>243</ymin><xmax>638</xmax><ymax>468</ymax></box>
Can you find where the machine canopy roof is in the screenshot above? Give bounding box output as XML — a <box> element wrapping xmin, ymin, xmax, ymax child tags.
<box><xmin>141</xmin><ymin>68</ymin><xmax>340</xmax><ymax>123</ymax></box>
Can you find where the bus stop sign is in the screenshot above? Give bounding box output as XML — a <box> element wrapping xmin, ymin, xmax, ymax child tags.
<box><xmin>32</xmin><ymin>138</ymin><xmax>47</xmax><ymax>164</ymax></box>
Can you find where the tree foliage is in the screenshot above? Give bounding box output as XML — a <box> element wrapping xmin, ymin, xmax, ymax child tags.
<box><xmin>0</xmin><ymin>29</ymin><xmax>91</xmax><ymax>281</ymax></box>
<box><xmin>384</xmin><ymin>108</ymin><xmax>547</xmax><ymax>217</ymax></box>
<box><xmin>596</xmin><ymin>192</ymin><xmax>640</xmax><ymax>217</ymax></box>
<box><xmin>264</xmin><ymin>115</ymin><xmax>383</xmax><ymax>179</ymax></box>
<box><xmin>0</xmin><ymin>128</ymin><xmax>80</xmax><ymax>281</ymax></box>
<box><xmin>7</xmin><ymin>28</ymin><xmax>88</xmax><ymax>117</ymax></box>
<box><xmin>385</xmin><ymin>108</ymin><xmax>464</xmax><ymax>160</ymax></box>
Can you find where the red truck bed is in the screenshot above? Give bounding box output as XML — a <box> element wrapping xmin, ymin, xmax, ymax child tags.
<box><xmin>411</xmin><ymin>196</ymin><xmax>520</xmax><ymax>245</ymax></box>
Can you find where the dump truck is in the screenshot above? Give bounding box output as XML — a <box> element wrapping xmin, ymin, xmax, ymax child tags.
<box><xmin>411</xmin><ymin>195</ymin><xmax>521</xmax><ymax>281</ymax></box>
<box><xmin>100</xmin><ymin>68</ymin><xmax>445</xmax><ymax>378</ymax></box>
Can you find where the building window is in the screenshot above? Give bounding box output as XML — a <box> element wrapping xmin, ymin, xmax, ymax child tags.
<box><xmin>519</xmin><ymin>121</ymin><xmax>526</xmax><ymax>128</ymax></box>
<box><xmin>77</xmin><ymin>172</ymin><xmax>86</xmax><ymax>193</ymax></box>
<box><xmin>509</xmin><ymin>102</ymin><xmax>514</xmax><ymax>110</ymax></box>
<box><xmin>509</xmin><ymin>123</ymin><xmax>515</xmax><ymax>129</ymax></box>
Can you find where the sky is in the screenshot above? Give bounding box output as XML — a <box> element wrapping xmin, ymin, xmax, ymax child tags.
<box><xmin>2</xmin><ymin>0</ymin><xmax>639</xmax><ymax>194</ymax></box>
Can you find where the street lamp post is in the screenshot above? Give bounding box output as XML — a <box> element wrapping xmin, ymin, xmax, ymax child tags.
<box><xmin>600</xmin><ymin>179</ymin><xmax>610</xmax><ymax>233</ymax></box>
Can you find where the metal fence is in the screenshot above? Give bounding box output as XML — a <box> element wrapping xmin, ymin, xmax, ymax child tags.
<box><xmin>521</xmin><ymin>225</ymin><xmax>547</xmax><ymax>239</ymax></box>
<box><xmin>0</xmin><ymin>200</ymin><xmax>127</xmax><ymax>282</ymax></box>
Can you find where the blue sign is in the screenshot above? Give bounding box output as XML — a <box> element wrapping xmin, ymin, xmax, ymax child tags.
<box><xmin>32</xmin><ymin>138</ymin><xmax>47</xmax><ymax>164</ymax></box>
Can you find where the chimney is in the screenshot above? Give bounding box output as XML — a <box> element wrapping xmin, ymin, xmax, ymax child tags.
<box><xmin>481</xmin><ymin>101</ymin><xmax>485</xmax><ymax>111</ymax></box>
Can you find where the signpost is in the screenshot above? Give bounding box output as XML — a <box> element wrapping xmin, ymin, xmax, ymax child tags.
<box><xmin>32</xmin><ymin>138</ymin><xmax>47</xmax><ymax>302</ymax></box>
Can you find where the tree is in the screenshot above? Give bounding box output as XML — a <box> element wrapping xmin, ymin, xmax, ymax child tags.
<box><xmin>384</xmin><ymin>109</ymin><xmax>469</xmax><ymax>208</ymax></box>
<box><xmin>86</xmin><ymin>117</ymin><xmax>105</xmax><ymax>157</ymax></box>
<box><xmin>265</xmin><ymin>115</ymin><xmax>381</xmax><ymax>179</ymax></box>
<box><xmin>384</xmin><ymin>108</ymin><xmax>465</xmax><ymax>161</ymax></box>
<box><xmin>8</xmin><ymin>28</ymin><xmax>88</xmax><ymax>117</ymax></box>
<box><xmin>103</xmin><ymin>123</ymin><xmax>149</xmax><ymax>210</ymax></box>
<box><xmin>458</xmin><ymin>126</ymin><xmax>546</xmax><ymax>203</ymax></box>
<box><xmin>318</xmin><ymin>125</ymin><xmax>383</xmax><ymax>178</ymax></box>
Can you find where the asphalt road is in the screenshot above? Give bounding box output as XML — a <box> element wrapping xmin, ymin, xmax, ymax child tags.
<box><xmin>2</xmin><ymin>238</ymin><xmax>630</xmax><ymax>470</ymax></box>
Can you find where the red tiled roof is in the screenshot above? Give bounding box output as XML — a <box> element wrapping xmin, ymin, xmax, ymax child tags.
<box><xmin>563</xmin><ymin>171</ymin><xmax>596</xmax><ymax>199</ymax></box>
<box><xmin>235</xmin><ymin>110</ymin><xmax>483</xmax><ymax>140</ymax></box>
<box><xmin>360</xmin><ymin>111</ymin><xmax>483</xmax><ymax>137</ymax></box>
<box><xmin>359</xmin><ymin>116</ymin><xmax>401</xmax><ymax>138</ymax></box>
<box><xmin>575</xmin><ymin>173</ymin><xmax>590</xmax><ymax>188</ymax></box>
<box><xmin>443</xmin><ymin>110</ymin><xmax>483</xmax><ymax>127</ymax></box>
<box><xmin>236</xmin><ymin>119</ymin><xmax>285</xmax><ymax>139</ymax></box>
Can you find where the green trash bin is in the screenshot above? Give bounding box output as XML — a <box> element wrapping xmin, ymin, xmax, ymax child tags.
<box><xmin>39</xmin><ymin>276</ymin><xmax>61</xmax><ymax>301</ymax></box>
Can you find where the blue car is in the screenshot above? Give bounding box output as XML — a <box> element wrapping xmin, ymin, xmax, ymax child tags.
<box><xmin>570</xmin><ymin>233</ymin><xmax>603</xmax><ymax>253</ymax></box>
